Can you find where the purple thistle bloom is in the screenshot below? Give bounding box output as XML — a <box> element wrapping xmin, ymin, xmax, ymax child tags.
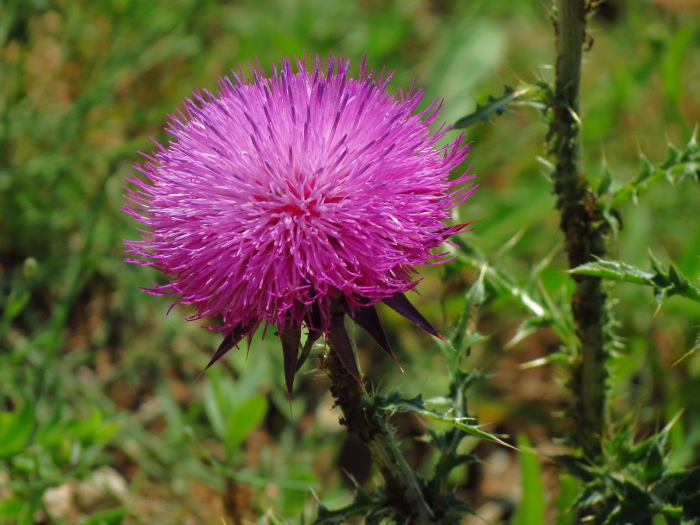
<box><xmin>124</xmin><ymin>55</ymin><xmax>476</xmax><ymax>396</ymax></box>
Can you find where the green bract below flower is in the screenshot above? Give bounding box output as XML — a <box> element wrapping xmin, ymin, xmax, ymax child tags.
<box><xmin>124</xmin><ymin>55</ymin><xmax>476</xmax><ymax>396</ymax></box>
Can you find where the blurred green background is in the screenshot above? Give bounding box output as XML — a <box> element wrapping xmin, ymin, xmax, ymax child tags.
<box><xmin>1</xmin><ymin>0</ymin><xmax>699</xmax><ymax>523</ymax></box>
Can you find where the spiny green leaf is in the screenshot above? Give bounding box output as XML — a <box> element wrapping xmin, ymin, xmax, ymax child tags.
<box><xmin>441</xmin><ymin>493</ymin><xmax>476</xmax><ymax>516</ymax></box>
<box><xmin>662</xmin><ymin>143</ymin><xmax>683</xmax><ymax>169</ymax></box>
<box><xmin>597</xmin><ymin>160</ymin><xmax>613</xmax><ymax>195</ymax></box>
<box><xmin>570</xmin><ymin>260</ymin><xmax>654</xmax><ymax>285</ymax></box>
<box><xmin>600</xmin><ymin>207</ymin><xmax>621</xmax><ymax>240</ymax></box>
<box><xmin>454</xmin><ymin>237</ymin><xmax>579</xmax><ymax>353</ymax></box>
<box><xmin>451</xmin><ymin>273</ymin><xmax>487</xmax><ymax>352</ymax></box>
<box><xmin>641</xmin><ymin>444</ymin><xmax>665</xmax><ymax>484</ymax></box>
<box><xmin>380</xmin><ymin>394</ymin><xmax>514</xmax><ymax>449</ymax></box>
<box><xmin>626</xmin><ymin>438</ymin><xmax>656</xmax><ymax>463</ymax></box>
<box><xmin>609</xmin><ymin>134</ymin><xmax>700</xmax><ymax>208</ymax></box>
<box><xmin>453</xmin><ymin>85</ymin><xmax>537</xmax><ymax>129</ymax></box>
<box><xmin>653</xmin><ymin>467</ymin><xmax>700</xmax><ymax>518</ymax></box>
<box><xmin>313</xmin><ymin>486</ymin><xmax>382</xmax><ymax>524</ymax></box>
<box><xmin>556</xmin><ymin>454</ymin><xmax>596</xmax><ymax>483</ymax></box>
<box><xmin>575</xmin><ymin>485</ymin><xmax>607</xmax><ymax>510</ymax></box>
<box><xmin>431</xmin><ymin>450</ymin><xmax>480</xmax><ymax>492</ymax></box>
<box><xmin>457</xmin><ymin>332</ymin><xmax>489</xmax><ymax>351</ymax></box>
<box><xmin>506</xmin><ymin>315</ymin><xmax>553</xmax><ymax>349</ymax></box>
<box><xmin>453</xmin><ymin>238</ymin><xmax>546</xmax><ymax>317</ymax></box>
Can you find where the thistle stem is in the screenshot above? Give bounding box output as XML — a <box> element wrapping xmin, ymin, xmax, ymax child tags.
<box><xmin>552</xmin><ymin>0</ymin><xmax>608</xmax><ymax>457</ymax></box>
<box><xmin>321</xmin><ymin>318</ymin><xmax>435</xmax><ymax>524</ymax></box>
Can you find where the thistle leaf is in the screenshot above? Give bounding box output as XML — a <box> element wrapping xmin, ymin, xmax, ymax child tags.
<box><xmin>506</xmin><ymin>316</ymin><xmax>553</xmax><ymax>349</ymax></box>
<box><xmin>571</xmin><ymin>258</ymin><xmax>700</xmax><ymax>304</ymax></box>
<box><xmin>451</xmin><ymin>274</ymin><xmax>486</xmax><ymax>352</ymax></box>
<box><xmin>380</xmin><ymin>393</ymin><xmax>515</xmax><ymax>449</ymax></box>
<box><xmin>454</xmin><ymin>85</ymin><xmax>520</xmax><ymax>129</ymax></box>
<box><xmin>609</xmin><ymin>134</ymin><xmax>700</xmax><ymax>208</ymax></box>
<box><xmin>312</xmin><ymin>484</ymin><xmax>382</xmax><ymax>524</ymax></box>
<box><xmin>569</xmin><ymin>260</ymin><xmax>653</xmax><ymax>285</ymax></box>
<box><xmin>597</xmin><ymin>159</ymin><xmax>613</xmax><ymax>195</ymax></box>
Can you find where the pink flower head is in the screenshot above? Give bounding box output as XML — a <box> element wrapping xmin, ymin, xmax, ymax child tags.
<box><xmin>124</xmin><ymin>55</ymin><xmax>476</xmax><ymax>396</ymax></box>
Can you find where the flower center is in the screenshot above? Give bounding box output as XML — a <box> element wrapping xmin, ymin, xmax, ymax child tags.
<box><xmin>278</xmin><ymin>200</ymin><xmax>316</xmax><ymax>218</ymax></box>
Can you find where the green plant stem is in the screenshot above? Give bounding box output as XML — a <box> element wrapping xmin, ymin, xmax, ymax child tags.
<box><xmin>321</xmin><ymin>320</ymin><xmax>435</xmax><ymax>525</ymax></box>
<box><xmin>552</xmin><ymin>0</ymin><xmax>607</xmax><ymax>457</ymax></box>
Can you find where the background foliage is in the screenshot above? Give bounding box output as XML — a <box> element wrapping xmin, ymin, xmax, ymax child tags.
<box><xmin>1</xmin><ymin>0</ymin><xmax>699</xmax><ymax>523</ymax></box>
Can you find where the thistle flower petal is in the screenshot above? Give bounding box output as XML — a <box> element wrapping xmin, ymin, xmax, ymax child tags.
<box><xmin>124</xmin><ymin>55</ymin><xmax>476</xmax><ymax>385</ymax></box>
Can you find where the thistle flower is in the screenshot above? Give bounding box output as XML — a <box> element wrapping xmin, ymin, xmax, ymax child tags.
<box><xmin>124</xmin><ymin>55</ymin><xmax>475</xmax><ymax>396</ymax></box>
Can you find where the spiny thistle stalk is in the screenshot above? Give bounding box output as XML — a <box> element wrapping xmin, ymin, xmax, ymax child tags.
<box><xmin>552</xmin><ymin>0</ymin><xmax>608</xmax><ymax>457</ymax></box>
<box><xmin>320</xmin><ymin>312</ymin><xmax>436</xmax><ymax>524</ymax></box>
